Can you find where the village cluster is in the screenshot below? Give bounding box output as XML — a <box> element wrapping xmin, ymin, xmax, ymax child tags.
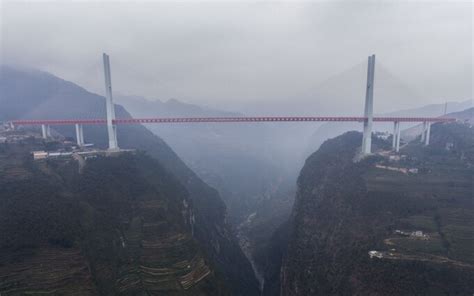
<box><xmin>0</xmin><ymin>123</ymin><xmax>130</xmax><ymax>163</ymax></box>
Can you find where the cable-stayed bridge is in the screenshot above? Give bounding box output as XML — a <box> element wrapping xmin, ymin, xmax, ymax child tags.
<box><xmin>8</xmin><ymin>54</ymin><xmax>456</xmax><ymax>154</ymax></box>
<box><xmin>12</xmin><ymin>116</ymin><xmax>453</xmax><ymax>125</ymax></box>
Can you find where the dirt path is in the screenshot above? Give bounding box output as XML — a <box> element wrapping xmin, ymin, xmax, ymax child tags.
<box><xmin>378</xmin><ymin>250</ymin><xmax>474</xmax><ymax>269</ymax></box>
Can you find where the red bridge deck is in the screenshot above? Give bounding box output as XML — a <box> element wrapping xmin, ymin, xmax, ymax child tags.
<box><xmin>11</xmin><ymin>116</ymin><xmax>455</xmax><ymax>126</ymax></box>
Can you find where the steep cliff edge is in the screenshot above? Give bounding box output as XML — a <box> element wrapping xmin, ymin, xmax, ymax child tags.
<box><xmin>0</xmin><ymin>66</ymin><xmax>260</xmax><ymax>295</ymax></box>
<box><xmin>0</xmin><ymin>141</ymin><xmax>228</xmax><ymax>295</ymax></box>
<box><xmin>280</xmin><ymin>124</ymin><xmax>474</xmax><ymax>295</ymax></box>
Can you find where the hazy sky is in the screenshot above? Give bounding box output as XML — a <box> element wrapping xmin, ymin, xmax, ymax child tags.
<box><xmin>1</xmin><ymin>0</ymin><xmax>472</xmax><ymax>114</ymax></box>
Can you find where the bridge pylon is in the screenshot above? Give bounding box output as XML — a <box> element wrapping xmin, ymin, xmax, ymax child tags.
<box><xmin>361</xmin><ymin>54</ymin><xmax>375</xmax><ymax>155</ymax></box>
<box><xmin>103</xmin><ymin>53</ymin><xmax>119</xmax><ymax>150</ymax></box>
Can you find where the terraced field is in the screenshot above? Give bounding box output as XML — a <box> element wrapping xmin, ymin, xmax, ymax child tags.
<box><xmin>0</xmin><ymin>247</ymin><xmax>97</xmax><ymax>295</ymax></box>
<box><xmin>364</xmin><ymin>129</ymin><xmax>473</xmax><ymax>268</ymax></box>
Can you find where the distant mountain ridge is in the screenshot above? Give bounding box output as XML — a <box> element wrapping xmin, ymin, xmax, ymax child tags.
<box><xmin>116</xmin><ymin>95</ymin><xmax>240</xmax><ymax>117</ymax></box>
<box><xmin>444</xmin><ymin>106</ymin><xmax>474</xmax><ymax>123</ymax></box>
<box><xmin>400</xmin><ymin>106</ymin><xmax>473</xmax><ymax>141</ymax></box>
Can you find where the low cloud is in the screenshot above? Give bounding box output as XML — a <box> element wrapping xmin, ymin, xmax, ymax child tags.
<box><xmin>1</xmin><ymin>0</ymin><xmax>472</xmax><ymax>113</ymax></box>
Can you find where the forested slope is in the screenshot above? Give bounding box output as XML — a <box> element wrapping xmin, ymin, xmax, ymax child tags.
<box><xmin>0</xmin><ymin>139</ymin><xmax>231</xmax><ymax>295</ymax></box>
<box><xmin>0</xmin><ymin>65</ymin><xmax>260</xmax><ymax>295</ymax></box>
<box><xmin>277</xmin><ymin>122</ymin><xmax>474</xmax><ymax>295</ymax></box>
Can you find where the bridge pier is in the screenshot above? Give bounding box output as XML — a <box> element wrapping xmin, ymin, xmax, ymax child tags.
<box><xmin>420</xmin><ymin>121</ymin><xmax>431</xmax><ymax>145</ymax></box>
<box><xmin>424</xmin><ymin>122</ymin><xmax>431</xmax><ymax>145</ymax></box>
<box><xmin>41</xmin><ymin>124</ymin><xmax>47</xmax><ymax>139</ymax></box>
<box><xmin>75</xmin><ymin>124</ymin><xmax>85</xmax><ymax>146</ymax></box>
<box><xmin>392</xmin><ymin>121</ymin><xmax>401</xmax><ymax>152</ymax></box>
<box><xmin>392</xmin><ymin>122</ymin><xmax>397</xmax><ymax>148</ymax></box>
<box><xmin>361</xmin><ymin>54</ymin><xmax>375</xmax><ymax>155</ymax></box>
<box><xmin>41</xmin><ymin>124</ymin><xmax>51</xmax><ymax>139</ymax></box>
<box><xmin>421</xmin><ymin>122</ymin><xmax>427</xmax><ymax>142</ymax></box>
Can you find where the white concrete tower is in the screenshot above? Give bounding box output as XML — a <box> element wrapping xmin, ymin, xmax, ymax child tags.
<box><xmin>392</xmin><ymin>122</ymin><xmax>398</xmax><ymax>149</ymax></box>
<box><xmin>420</xmin><ymin>122</ymin><xmax>427</xmax><ymax>142</ymax></box>
<box><xmin>41</xmin><ymin>124</ymin><xmax>51</xmax><ymax>139</ymax></box>
<box><xmin>392</xmin><ymin>121</ymin><xmax>402</xmax><ymax>152</ymax></box>
<box><xmin>75</xmin><ymin>124</ymin><xmax>85</xmax><ymax>146</ymax></box>
<box><xmin>424</xmin><ymin>122</ymin><xmax>431</xmax><ymax>145</ymax></box>
<box><xmin>41</xmin><ymin>124</ymin><xmax>48</xmax><ymax>139</ymax></box>
<box><xmin>394</xmin><ymin>121</ymin><xmax>401</xmax><ymax>152</ymax></box>
<box><xmin>103</xmin><ymin>53</ymin><xmax>119</xmax><ymax>150</ymax></box>
<box><xmin>361</xmin><ymin>54</ymin><xmax>376</xmax><ymax>155</ymax></box>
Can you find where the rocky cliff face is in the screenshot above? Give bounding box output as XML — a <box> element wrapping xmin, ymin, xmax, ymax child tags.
<box><xmin>0</xmin><ymin>66</ymin><xmax>260</xmax><ymax>295</ymax></box>
<box><xmin>280</xmin><ymin>125</ymin><xmax>474</xmax><ymax>295</ymax></box>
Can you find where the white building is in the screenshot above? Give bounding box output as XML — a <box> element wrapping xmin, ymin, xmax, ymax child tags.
<box><xmin>32</xmin><ymin>151</ymin><xmax>48</xmax><ymax>160</ymax></box>
<box><xmin>410</xmin><ymin>230</ymin><xmax>428</xmax><ymax>238</ymax></box>
<box><xmin>368</xmin><ymin>250</ymin><xmax>383</xmax><ymax>259</ymax></box>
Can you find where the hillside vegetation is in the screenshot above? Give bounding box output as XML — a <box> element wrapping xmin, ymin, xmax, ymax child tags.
<box><xmin>0</xmin><ymin>140</ymin><xmax>230</xmax><ymax>295</ymax></box>
<box><xmin>277</xmin><ymin>122</ymin><xmax>474</xmax><ymax>295</ymax></box>
<box><xmin>0</xmin><ymin>65</ymin><xmax>260</xmax><ymax>295</ymax></box>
